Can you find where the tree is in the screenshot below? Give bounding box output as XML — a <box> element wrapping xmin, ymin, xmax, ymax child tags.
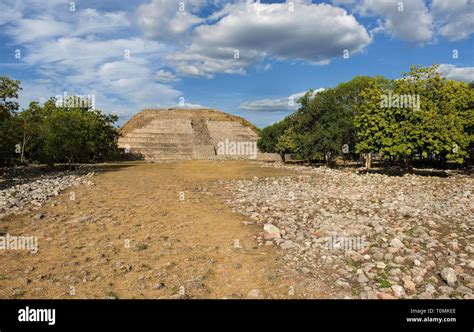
<box><xmin>355</xmin><ymin>65</ymin><xmax>473</xmax><ymax>168</ymax></box>
<box><xmin>293</xmin><ymin>89</ymin><xmax>352</xmax><ymax>165</ymax></box>
<box><xmin>275</xmin><ymin>128</ymin><xmax>298</xmax><ymax>162</ymax></box>
<box><xmin>257</xmin><ymin>118</ymin><xmax>292</xmax><ymax>153</ymax></box>
<box><xmin>42</xmin><ymin>99</ymin><xmax>119</xmax><ymax>165</ymax></box>
<box><xmin>0</xmin><ymin>76</ymin><xmax>22</xmax><ymax>165</ymax></box>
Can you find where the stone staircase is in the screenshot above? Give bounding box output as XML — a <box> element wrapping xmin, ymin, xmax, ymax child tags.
<box><xmin>191</xmin><ymin>117</ymin><xmax>216</xmax><ymax>159</ymax></box>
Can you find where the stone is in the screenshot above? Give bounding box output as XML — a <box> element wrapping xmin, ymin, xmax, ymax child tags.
<box><xmin>391</xmin><ymin>285</ymin><xmax>405</xmax><ymax>298</ymax></box>
<box><xmin>345</xmin><ymin>250</ymin><xmax>363</xmax><ymax>262</ymax></box>
<box><xmin>438</xmin><ymin>286</ymin><xmax>453</xmax><ymax>295</ymax></box>
<box><xmin>390</xmin><ymin>238</ymin><xmax>404</xmax><ymax>248</ymax></box>
<box><xmin>425</xmin><ymin>284</ymin><xmax>436</xmax><ymax>294</ymax></box>
<box><xmin>336</xmin><ymin>279</ymin><xmax>351</xmax><ymax>289</ymax></box>
<box><xmin>377</xmin><ymin>292</ymin><xmax>397</xmax><ymax>299</ymax></box>
<box><xmin>440</xmin><ymin>267</ymin><xmax>457</xmax><ymax>287</ymax></box>
<box><xmin>403</xmin><ymin>279</ymin><xmax>416</xmax><ymax>292</ymax></box>
<box><xmin>280</xmin><ymin>240</ymin><xmax>295</xmax><ymax>250</ymax></box>
<box><xmin>456</xmin><ymin>286</ymin><xmax>472</xmax><ymax>295</ymax></box>
<box><xmin>376</xmin><ymin>262</ymin><xmax>386</xmax><ymax>269</ymax></box>
<box><xmin>247</xmin><ymin>289</ymin><xmax>263</xmax><ymax>299</ymax></box>
<box><xmin>394</xmin><ymin>256</ymin><xmax>405</xmax><ymax>264</ymax></box>
<box><xmin>357</xmin><ymin>272</ymin><xmax>369</xmax><ymax>283</ymax></box>
<box><xmin>263</xmin><ymin>224</ymin><xmax>281</xmax><ymax>240</ymax></box>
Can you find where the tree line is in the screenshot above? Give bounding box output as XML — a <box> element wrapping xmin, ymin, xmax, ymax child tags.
<box><xmin>0</xmin><ymin>76</ymin><xmax>119</xmax><ymax>166</ymax></box>
<box><xmin>258</xmin><ymin>65</ymin><xmax>474</xmax><ymax>168</ymax></box>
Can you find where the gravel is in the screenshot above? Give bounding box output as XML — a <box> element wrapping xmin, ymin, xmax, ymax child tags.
<box><xmin>0</xmin><ymin>170</ymin><xmax>95</xmax><ymax>217</ymax></box>
<box><xmin>222</xmin><ymin>162</ymin><xmax>473</xmax><ymax>299</ymax></box>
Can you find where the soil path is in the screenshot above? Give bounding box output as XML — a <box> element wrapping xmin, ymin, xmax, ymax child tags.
<box><xmin>0</xmin><ymin>161</ymin><xmax>329</xmax><ymax>299</ymax></box>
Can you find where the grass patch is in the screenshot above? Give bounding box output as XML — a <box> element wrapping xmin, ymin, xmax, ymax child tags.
<box><xmin>376</xmin><ymin>272</ymin><xmax>392</xmax><ymax>288</ymax></box>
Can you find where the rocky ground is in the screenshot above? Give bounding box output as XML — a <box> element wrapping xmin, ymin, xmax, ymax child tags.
<box><xmin>1</xmin><ymin>161</ymin><xmax>472</xmax><ymax>299</ymax></box>
<box><xmin>222</xmin><ymin>162</ymin><xmax>473</xmax><ymax>299</ymax></box>
<box><xmin>0</xmin><ymin>167</ymin><xmax>95</xmax><ymax>217</ymax></box>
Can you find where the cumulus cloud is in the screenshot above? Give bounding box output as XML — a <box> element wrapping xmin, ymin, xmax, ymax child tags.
<box><xmin>168</xmin><ymin>2</ymin><xmax>371</xmax><ymax>77</ymax></box>
<box><xmin>137</xmin><ymin>0</ymin><xmax>208</xmax><ymax>40</ymax></box>
<box><xmin>239</xmin><ymin>89</ymin><xmax>325</xmax><ymax>112</ymax></box>
<box><xmin>155</xmin><ymin>69</ymin><xmax>179</xmax><ymax>82</ymax></box>
<box><xmin>355</xmin><ymin>0</ymin><xmax>433</xmax><ymax>43</ymax></box>
<box><xmin>438</xmin><ymin>64</ymin><xmax>474</xmax><ymax>82</ymax></box>
<box><xmin>5</xmin><ymin>10</ymin><xmax>180</xmax><ymax>119</ymax></box>
<box><xmin>432</xmin><ymin>0</ymin><xmax>474</xmax><ymax>41</ymax></box>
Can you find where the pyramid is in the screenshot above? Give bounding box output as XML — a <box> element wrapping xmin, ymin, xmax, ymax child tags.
<box><xmin>118</xmin><ymin>109</ymin><xmax>260</xmax><ymax>161</ymax></box>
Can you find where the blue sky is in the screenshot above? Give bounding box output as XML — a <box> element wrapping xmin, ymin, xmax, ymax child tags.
<box><xmin>0</xmin><ymin>0</ymin><xmax>473</xmax><ymax>127</ymax></box>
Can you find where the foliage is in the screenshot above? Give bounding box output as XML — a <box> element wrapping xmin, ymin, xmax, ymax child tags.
<box><xmin>275</xmin><ymin>127</ymin><xmax>298</xmax><ymax>161</ymax></box>
<box><xmin>0</xmin><ymin>76</ymin><xmax>22</xmax><ymax>165</ymax></box>
<box><xmin>0</xmin><ymin>76</ymin><xmax>119</xmax><ymax>166</ymax></box>
<box><xmin>355</xmin><ymin>65</ymin><xmax>473</xmax><ymax>165</ymax></box>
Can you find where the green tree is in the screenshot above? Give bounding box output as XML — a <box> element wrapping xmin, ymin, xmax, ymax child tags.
<box><xmin>0</xmin><ymin>76</ymin><xmax>22</xmax><ymax>165</ymax></box>
<box><xmin>293</xmin><ymin>89</ymin><xmax>351</xmax><ymax>165</ymax></box>
<box><xmin>257</xmin><ymin>118</ymin><xmax>292</xmax><ymax>153</ymax></box>
<box><xmin>275</xmin><ymin>127</ymin><xmax>298</xmax><ymax>162</ymax></box>
<box><xmin>42</xmin><ymin>99</ymin><xmax>119</xmax><ymax>165</ymax></box>
<box><xmin>355</xmin><ymin>65</ymin><xmax>473</xmax><ymax>168</ymax></box>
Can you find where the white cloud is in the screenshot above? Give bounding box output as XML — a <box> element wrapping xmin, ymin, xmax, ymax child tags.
<box><xmin>136</xmin><ymin>0</ymin><xmax>208</xmax><ymax>40</ymax></box>
<box><xmin>24</xmin><ymin>37</ymin><xmax>165</xmax><ymax>68</ymax></box>
<box><xmin>168</xmin><ymin>2</ymin><xmax>371</xmax><ymax>77</ymax></box>
<box><xmin>438</xmin><ymin>64</ymin><xmax>474</xmax><ymax>82</ymax></box>
<box><xmin>239</xmin><ymin>89</ymin><xmax>325</xmax><ymax>112</ymax></box>
<box><xmin>356</xmin><ymin>0</ymin><xmax>433</xmax><ymax>43</ymax></box>
<box><xmin>75</xmin><ymin>9</ymin><xmax>130</xmax><ymax>36</ymax></box>
<box><xmin>432</xmin><ymin>0</ymin><xmax>474</xmax><ymax>41</ymax></box>
<box><xmin>5</xmin><ymin>16</ymin><xmax>71</xmax><ymax>43</ymax></box>
<box><xmin>155</xmin><ymin>69</ymin><xmax>179</xmax><ymax>82</ymax></box>
<box><xmin>0</xmin><ymin>0</ymin><xmax>22</xmax><ymax>25</ymax></box>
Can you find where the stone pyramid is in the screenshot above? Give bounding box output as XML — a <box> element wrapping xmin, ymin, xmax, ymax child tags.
<box><xmin>118</xmin><ymin>109</ymin><xmax>259</xmax><ymax>161</ymax></box>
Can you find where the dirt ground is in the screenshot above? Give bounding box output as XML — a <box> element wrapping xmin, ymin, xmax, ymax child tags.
<box><xmin>0</xmin><ymin>160</ymin><xmax>331</xmax><ymax>299</ymax></box>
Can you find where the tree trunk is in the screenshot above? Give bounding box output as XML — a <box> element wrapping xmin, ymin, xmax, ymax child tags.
<box><xmin>325</xmin><ymin>152</ymin><xmax>331</xmax><ymax>167</ymax></box>
<box><xmin>365</xmin><ymin>153</ymin><xmax>372</xmax><ymax>170</ymax></box>
<box><xmin>280</xmin><ymin>151</ymin><xmax>286</xmax><ymax>163</ymax></box>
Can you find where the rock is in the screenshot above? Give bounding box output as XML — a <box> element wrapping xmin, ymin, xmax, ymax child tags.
<box><xmin>403</xmin><ymin>279</ymin><xmax>416</xmax><ymax>292</ymax></box>
<box><xmin>345</xmin><ymin>250</ymin><xmax>363</xmax><ymax>262</ymax></box>
<box><xmin>280</xmin><ymin>240</ymin><xmax>295</xmax><ymax>250</ymax></box>
<box><xmin>377</xmin><ymin>292</ymin><xmax>397</xmax><ymax>299</ymax></box>
<box><xmin>263</xmin><ymin>224</ymin><xmax>281</xmax><ymax>240</ymax></box>
<box><xmin>34</xmin><ymin>212</ymin><xmax>44</xmax><ymax>220</ymax></box>
<box><xmin>456</xmin><ymin>286</ymin><xmax>472</xmax><ymax>295</ymax></box>
<box><xmin>376</xmin><ymin>262</ymin><xmax>386</xmax><ymax>269</ymax></box>
<box><xmin>425</xmin><ymin>284</ymin><xmax>436</xmax><ymax>294</ymax></box>
<box><xmin>440</xmin><ymin>267</ymin><xmax>457</xmax><ymax>287</ymax></box>
<box><xmin>357</xmin><ymin>272</ymin><xmax>369</xmax><ymax>283</ymax></box>
<box><xmin>394</xmin><ymin>256</ymin><xmax>405</xmax><ymax>264</ymax></box>
<box><xmin>413</xmin><ymin>259</ymin><xmax>421</xmax><ymax>267</ymax></box>
<box><xmin>247</xmin><ymin>289</ymin><xmax>264</xmax><ymax>299</ymax></box>
<box><xmin>335</xmin><ymin>279</ymin><xmax>351</xmax><ymax>289</ymax></box>
<box><xmin>390</xmin><ymin>238</ymin><xmax>404</xmax><ymax>248</ymax></box>
<box><xmin>438</xmin><ymin>286</ymin><xmax>453</xmax><ymax>295</ymax></box>
<box><xmin>391</xmin><ymin>285</ymin><xmax>405</xmax><ymax>298</ymax></box>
